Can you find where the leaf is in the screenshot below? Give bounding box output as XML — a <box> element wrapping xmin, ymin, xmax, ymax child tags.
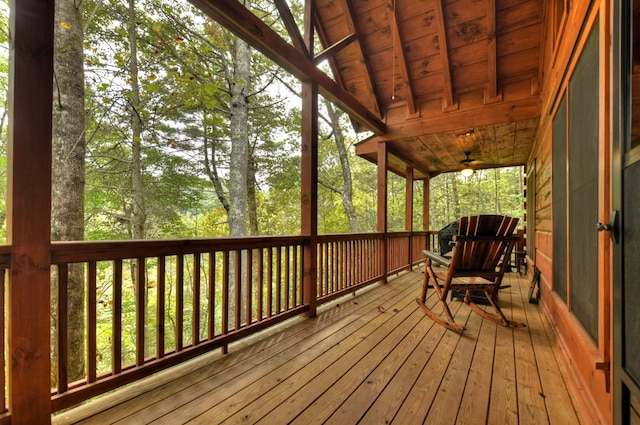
<box><xmin>147</xmin><ymin>74</ymin><xmax>157</xmax><ymax>81</ymax></box>
<box><xmin>60</xmin><ymin>22</ymin><xmax>72</xmax><ymax>30</ymax></box>
<box><xmin>175</xmin><ymin>36</ymin><xmax>184</xmax><ymax>44</ymax></box>
<box><xmin>145</xmin><ymin>83</ymin><xmax>160</xmax><ymax>93</ymax></box>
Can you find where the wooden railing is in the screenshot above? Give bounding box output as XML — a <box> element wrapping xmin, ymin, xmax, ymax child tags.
<box><xmin>1</xmin><ymin>231</ymin><xmax>433</xmax><ymax>416</ymax></box>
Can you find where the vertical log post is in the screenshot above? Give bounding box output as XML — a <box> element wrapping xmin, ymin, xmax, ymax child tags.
<box><xmin>301</xmin><ymin>1</ymin><xmax>318</xmax><ymax>317</ymax></box>
<box><xmin>6</xmin><ymin>0</ymin><xmax>54</xmax><ymax>423</ymax></box>
<box><xmin>423</xmin><ymin>176</ymin><xmax>430</xmax><ymax>248</ymax></box>
<box><xmin>301</xmin><ymin>80</ymin><xmax>318</xmax><ymax>317</ymax></box>
<box><xmin>377</xmin><ymin>143</ymin><xmax>388</xmax><ymax>282</ymax></box>
<box><xmin>405</xmin><ymin>167</ymin><xmax>414</xmax><ymax>268</ymax></box>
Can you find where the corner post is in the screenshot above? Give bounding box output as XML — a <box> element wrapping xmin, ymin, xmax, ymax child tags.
<box><xmin>6</xmin><ymin>0</ymin><xmax>54</xmax><ymax>422</ymax></box>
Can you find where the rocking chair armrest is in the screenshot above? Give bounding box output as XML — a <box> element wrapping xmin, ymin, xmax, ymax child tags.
<box><xmin>423</xmin><ymin>249</ymin><xmax>450</xmax><ymax>267</ymax></box>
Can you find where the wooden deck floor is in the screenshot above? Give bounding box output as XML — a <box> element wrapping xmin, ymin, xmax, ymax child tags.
<box><xmin>53</xmin><ymin>270</ymin><xmax>587</xmax><ymax>425</ymax></box>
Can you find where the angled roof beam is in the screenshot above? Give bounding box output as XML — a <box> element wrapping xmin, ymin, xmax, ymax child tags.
<box><xmin>189</xmin><ymin>0</ymin><xmax>386</xmax><ymax>134</ymax></box>
<box><xmin>485</xmin><ymin>0</ymin><xmax>502</xmax><ymax>104</ymax></box>
<box><xmin>314</xmin><ymin>33</ymin><xmax>357</xmax><ymax>65</ymax></box>
<box><xmin>274</xmin><ymin>0</ymin><xmax>309</xmax><ymax>57</ymax></box>
<box><xmin>433</xmin><ymin>0</ymin><xmax>457</xmax><ymax>111</ymax></box>
<box><xmin>391</xmin><ymin>4</ymin><xmax>417</xmax><ymax>114</ymax></box>
<box><xmin>342</xmin><ymin>0</ymin><xmax>384</xmax><ymax>116</ymax></box>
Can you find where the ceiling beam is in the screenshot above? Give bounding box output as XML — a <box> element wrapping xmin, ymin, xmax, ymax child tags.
<box><xmin>343</xmin><ymin>0</ymin><xmax>384</xmax><ymax>117</ymax></box>
<box><xmin>433</xmin><ymin>0</ymin><xmax>457</xmax><ymax>111</ymax></box>
<box><xmin>314</xmin><ymin>33</ymin><xmax>357</xmax><ymax>65</ymax></box>
<box><xmin>485</xmin><ymin>0</ymin><xmax>501</xmax><ymax>104</ymax></box>
<box><xmin>363</xmin><ymin>96</ymin><xmax>540</xmax><ymax>142</ymax></box>
<box><xmin>189</xmin><ymin>0</ymin><xmax>386</xmax><ymax>135</ymax></box>
<box><xmin>274</xmin><ymin>0</ymin><xmax>309</xmax><ymax>57</ymax></box>
<box><xmin>391</xmin><ymin>2</ymin><xmax>417</xmax><ymax>114</ymax></box>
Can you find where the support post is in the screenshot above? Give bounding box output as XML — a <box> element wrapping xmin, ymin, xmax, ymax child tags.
<box><xmin>6</xmin><ymin>0</ymin><xmax>54</xmax><ymax>422</ymax></box>
<box><xmin>423</xmin><ymin>177</ymin><xmax>431</xmax><ymax>247</ymax></box>
<box><xmin>405</xmin><ymin>167</ymin><xmax>414</xmax><ymax>268</ymax></box>
<box><xmin>377</xmin><ymin>143</ymin><xmax>388</xmax><ymax>282</ymax></box>
<box><xmin>301</xmin><ymin>81</ymin><xmax>318</xmax><ymax>317</ymax></box>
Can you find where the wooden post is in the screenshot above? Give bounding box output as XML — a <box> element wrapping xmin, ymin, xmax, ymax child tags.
<box><xmin>6</xmin><ymin>0</ymin><xmax>54</xmax><ymax>423</ymax></box>
<box><xmin>377</xmin><ymin>143</ymin><xmax>388</xmax><ymax>282</ymax></box>
<box><xmin>423</xmin><ymin>176</ymin><xmax>430</xmax><ymax>248</ymax></box>
<box><xmin>301</xmin><ymin>80</ymin><xmax>318</xmax><ymax>317</ymax></box>
<box><xmin>405</xmin><ymin>167</ymin><xmax>413</xmax><ymax>268</ymax></box>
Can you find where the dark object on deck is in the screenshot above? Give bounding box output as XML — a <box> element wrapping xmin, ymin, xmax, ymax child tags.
<box><xmin>417</xmin><ymin>215</ymin><xmax>526</xmax><ymax>332</ymax></box>
<box><xmin>528</xmin><ymin>267</ymin><xmax>541</xmax><ymax>304</ymax></box>
<box><xmin>438</xmin><ymin>221</ymin><xmax>459</xmax><ymax>256</ymax></box>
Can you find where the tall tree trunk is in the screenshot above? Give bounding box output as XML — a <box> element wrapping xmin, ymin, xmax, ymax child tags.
<box><xmin>324</xmin><ymin>101</ymin><xmax>357</xmax><ymax>232</ymax></box>
<box><xmin>128</xmin><ymin>0</ymin><xmax>145</xmax><ymax>240</ymax></box>
<box><xmin>228</xmin><ymin>33</ymin><xmax>250</xmax><ymax>238</ymax></box>
<box><xmin>203</xmin><ymin>115</ymin><xmax>230</xmax><ymax>213</ymax></box>
<box><xmin>227</xmin><ymin>1</ymin><xmax>251</xmax><ymax>327</ymax></box>
<box><xmin>52</xmin><ymin>0</ymin><xmax>86</xmax><ymax>382</ymax></box>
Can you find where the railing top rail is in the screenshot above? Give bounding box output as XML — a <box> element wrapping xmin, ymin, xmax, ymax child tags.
<box><xmin>51</xmin><ymin>235</ymin><xmax>309</xmax><ymax>263</ymax></box>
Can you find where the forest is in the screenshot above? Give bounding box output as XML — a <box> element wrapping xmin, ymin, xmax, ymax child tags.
<box><xmin>0</xmin><ymin>0</ymin><xmax>525</xmax><ymax>384</ymax></box>
<box><xmin>0</xmin><ymin>0</ymin><xmax>524</xmax><ymax>244</ymax></box>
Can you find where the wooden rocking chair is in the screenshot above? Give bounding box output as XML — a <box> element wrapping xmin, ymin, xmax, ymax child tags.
<box><xmin>416</xmin><ymin>215</ymin><xmax>526</xmax><ymax>332</ymax></box>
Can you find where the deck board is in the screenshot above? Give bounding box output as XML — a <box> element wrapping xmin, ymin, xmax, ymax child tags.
<box><xmin>53</xmin><ymin>271</ymin><xmax>587</xmax><ymax>425</ymax></box>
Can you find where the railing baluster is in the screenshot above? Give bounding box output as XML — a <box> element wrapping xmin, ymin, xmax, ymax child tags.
<box><xmin>246</xmin><ymin>249</ymin><xmax>253</xmax><ymax>326</ymax></box>
<box><xmin>235</xmin><ymin>250</ymin><xmax>241</xmax><ymax>331</ymax></box>
<box><xmin>113</xmin><ymin>259</ymin><xmax>123</xmax><ymax>374</ymax></box>
<box><xmin>277</xmin><ymin>246</ymin><xmax>282</xmax><ymax>313</ymax></box>
<box><xmin>285</xmin><ymin>245</ymin><xmax>290</xmax><ymax>310</ymax></box>
<box><xmin>136</xmin><ymin>258</ymin><xmax>145</xmax><ymax>366</ymax></box>
<box><xmin>176</xmin><ymin>255</ymin><xmax>184</xmax><ymax>352</ymax></box>
<box><xmin>208</xmin><ymin>252</ymin><xmax>215</xmax><ymax>339</ymax></box>
<box><xmin>88</xmin><ymin>262</ymin><xmax>97</xmax><ymax>383</ymax></box>
<box><xmin>257</xmin><ymin>249</ymin><xmax>263</xmax><ymax>321</ymax></box>
<box><xmin>293</xmin><ymin>245</ymin><xmax>298</xmax><ymax>306</ymax></box>
<box><xmin>222</xmin><ymin>251</ymin><xmax>229</xmax><ymax>335</ymax></box>
<box><xmin>267</xmin><ymin>247</ymin><xmax>273</xmax><ymax>318</ymax></box>
<box><xmin>193</xmin><ymin>254</ymin><xmax>201</xmax><ymax>345</ymax></box>
<box><xmin>57</xmin><ymin>264</ymin><xmax>69</xmax><ymax>394</ymax></box>
<box><xmin>157</xmin><ymin>256</ymin><xmax>166</xmax><ymax>358</ymax></box>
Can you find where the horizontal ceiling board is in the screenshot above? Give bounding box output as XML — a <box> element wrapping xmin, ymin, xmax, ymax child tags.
<box><xmin>446</xmin><ymin>17</ymin><xmax>488</xmax><ymax>50</ymax></box>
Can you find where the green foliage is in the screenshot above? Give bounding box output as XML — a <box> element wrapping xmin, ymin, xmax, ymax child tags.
<box><xmin>429</xmin><ymin>167</ymin><xmax>525</xmax><ymax>231</ymax></box>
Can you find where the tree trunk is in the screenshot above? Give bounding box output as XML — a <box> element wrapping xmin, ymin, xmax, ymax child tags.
<box><xmin>203</xmin><ymin>116</ymin><xmax>230</xmax><ymax>213</ymax></box>
<box><xmin>52</xmin><ymin>0</ymin><xmax>86</xmax><ymax>382</ymax></box>
<box><xmin>128</xmin><ymin>0</ymin><xmax>145</xmax><ymax>240</ymax></box>
<box><xmin>324</xmin><ymin>101</ymin><xmax>357</xmax><ymax>232</ymax></box>
<box><xmin>228</xmin><ymin>33</ymin><xmax>250</xmax><ymax>238</ymax></box>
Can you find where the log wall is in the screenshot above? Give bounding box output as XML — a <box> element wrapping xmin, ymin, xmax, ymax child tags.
<box><xmin>528</xmin><ymin>1</ymin><xmax>612</xmax><ymax>424</ymax></box>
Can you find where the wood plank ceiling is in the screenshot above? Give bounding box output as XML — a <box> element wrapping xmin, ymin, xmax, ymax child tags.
<box><xmin>314</xmin><ymin>0</ymin><xmax>543</xmax><ymax>178</ymax></box>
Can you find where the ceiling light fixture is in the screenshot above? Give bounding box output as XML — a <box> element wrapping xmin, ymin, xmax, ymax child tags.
<box><xmin>460</xmin><ymin>167</ymin><xmax>475</xmax><ymax>177</ymax></box>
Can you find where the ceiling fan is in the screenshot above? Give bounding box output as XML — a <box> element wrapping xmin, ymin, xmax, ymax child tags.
<box><xmin>459</xmin><ymin>151</ymin><xmax>481</xmax><ymax>177</ymax></box>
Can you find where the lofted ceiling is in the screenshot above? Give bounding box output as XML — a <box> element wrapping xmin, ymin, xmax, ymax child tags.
<box><xmin>314</xmin><ymin>0</ymin><xmax>543</xmax><ymax>178</ymax></box>
<box><xmin>192</xmin><ymin>0</ymin><xmax>543</xmax><ymax>179</ymax></box>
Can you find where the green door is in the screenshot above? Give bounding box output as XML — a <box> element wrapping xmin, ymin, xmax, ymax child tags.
<box><xmin>614</xmin><ymin>1</ymin><xmax>640</xmax><ymax>422</ymax></box>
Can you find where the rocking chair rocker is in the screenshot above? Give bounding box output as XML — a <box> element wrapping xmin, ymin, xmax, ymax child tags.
<box><xmin>416</xmin><ymin>215</ymin><xmax>526</xmax><ymax>332</ymax></box>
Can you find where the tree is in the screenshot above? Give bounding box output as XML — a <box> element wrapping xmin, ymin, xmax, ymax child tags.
<box><xmin>52</xmin><ymin>0</ymin><xmax>86</xmax><ymax>381</ymax></box>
